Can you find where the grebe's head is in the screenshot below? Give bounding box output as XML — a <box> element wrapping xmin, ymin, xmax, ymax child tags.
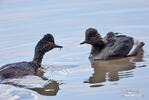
<box><xmin>80</xmin><ymin>28</ymin><xmax>104</xmax><ymax>46</ymax></box>
<box><xmin>35</xmin><ymin>34</ymin><xmax>63</xmax><ymax>53</ymax></box>
<box><xmin>106</xmin><ymin>32</ymin><xmax>115</xmax><ymax>39</ymax></box>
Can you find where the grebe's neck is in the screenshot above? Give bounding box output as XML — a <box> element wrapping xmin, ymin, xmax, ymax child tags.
<box><xmin>32</xmin><ymin>50</ymin><xmax>45</xmax><ymax>66</ymax></box>
<box><xmin>91</xmin><ymin>45</ymin><xmax>103</xmax><ymax>55</ymax></box>
<box><xmin>90</xmin><ymin>40</ymin><xmax>105</xmax><ymax>55</ymax></box>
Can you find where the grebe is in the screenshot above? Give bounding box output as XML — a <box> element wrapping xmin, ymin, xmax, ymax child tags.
<box><xmin>0</xmin><ymin>34</ymin><xmax>62</xmax><ymax>79</ymax></box>
<box><xmin>80</xmin><ymin>28</ymin><xmax>144</xmax><ymax>60</ymax></box>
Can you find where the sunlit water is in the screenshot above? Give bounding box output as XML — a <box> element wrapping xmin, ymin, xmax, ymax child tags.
<box><xmin>0</xmin><ymin>0</ymin><xmax>149</xmax><ymax>100</ymax></box>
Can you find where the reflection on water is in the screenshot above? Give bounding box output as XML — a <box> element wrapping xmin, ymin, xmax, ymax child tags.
<box><xmin>1</xmin><ymin>80</ymin><xmax>59</xmax><ymax>96</ymax></box>
<box><xmin>0</xmin><ymin>69</ymin><xmax>59</xmax><ymax>96</ymax></box>
<box><xmin>32</xmin><ymin>69</ymin><xmax>59</xmax><ymax>96</ymax></box>
<box><xmin>87</xmin><ymin>56</ymin><xmax>144</xmax><ymax>87</ymax></box>
<box><xmin>29</xmin><ymin>80</ymin><xmax>59</xmax><ymax>96</ymax></box>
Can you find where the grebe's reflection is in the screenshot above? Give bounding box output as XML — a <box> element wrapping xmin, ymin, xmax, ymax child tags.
<box><xmin>29</xmin><ymin>80</ymin><xmax>59</xmax><ymax>96</ymax></box>
<box><xmin>1</xmin><ymin>69</ymin><xmax>59</xmax><ymax>96</ymax></box>
<box><xmin>31</xmin><ymin>69</ymin><xmax>59</xmax><ymax>96</ymax></box>
<box><xmin>88</xmin><ymin>56</ymin><xmax>143</xmax><ymax>86</ymax></box>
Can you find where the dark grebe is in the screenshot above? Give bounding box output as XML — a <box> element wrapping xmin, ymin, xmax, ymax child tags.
<box><xmin>80</xmin><ymin>28</ymin><xmax>145</xmax><ymax>60</ymax></box>
<box><xmin>0</xmin><ymin>34</ymin><xmax>62</xmax><ymax>79</ymax></box>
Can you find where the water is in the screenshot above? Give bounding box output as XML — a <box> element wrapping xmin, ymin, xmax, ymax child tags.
<box><xmin>0</xmin><ymin>0</ymin><xmax>149</xmax><ymax>100</ymax></box>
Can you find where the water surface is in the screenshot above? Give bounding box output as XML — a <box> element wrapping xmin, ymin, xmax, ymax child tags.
<box><xmin>0</xmin><ymin>0</ymin><xmax>149</xmax><ymax>100</ymax></box>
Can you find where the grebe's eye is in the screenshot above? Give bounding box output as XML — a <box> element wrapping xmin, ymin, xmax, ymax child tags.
<box><xmin>49</xmin><ymin>42</ymin><xmax>54</xmax><ymax>46</ymax></box>
<box><xmin>89</xmin><ymin>37</ymin><xmax>92</xmax><ymax>40</ymax></box>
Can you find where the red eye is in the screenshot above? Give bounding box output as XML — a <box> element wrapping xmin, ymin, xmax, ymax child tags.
<box><xmin>89</xmin><ymin>37</ymin><xmax>92</xmax><ymax>40</ymax></box>
<box><xmin>49</xmin><ymin>42</ymin><xmax>54</xmax><ymax>45</ymax></box>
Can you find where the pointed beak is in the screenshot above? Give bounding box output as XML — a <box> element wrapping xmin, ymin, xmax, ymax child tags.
<box><xmin>80</xmin><ymin>41</ymin><xmax>87</xmax><ymax>45</ymax></box>
<box><xmin>54</xmin><ymin>44</ymin><xmax>63</xmax><ymax>48</ymax></box>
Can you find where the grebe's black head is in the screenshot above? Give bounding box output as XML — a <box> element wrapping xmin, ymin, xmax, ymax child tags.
<box><xmin>35</xmin><ymin>34</ymin><xmax>63</xmax><ymax>53</ymax></box>
<box><xmin>80</xmin><ymin>28</ymin><xmax>104</xmax><ymax>46</ymax></box>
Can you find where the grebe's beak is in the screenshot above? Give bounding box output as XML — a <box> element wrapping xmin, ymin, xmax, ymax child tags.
<box><xmin>80</xmin><ymin>41</ymin><xmax>87</xmax><ymax>45</ymax></box>
<box><xmin>49</xmin><ymin>42</ymin><xmax>63</xmax><ymax>48</ymax></box>
<box><xmin>54</xmin><ymin>44</ymin><xmax>63</xmax><ymax>48</ymax></box>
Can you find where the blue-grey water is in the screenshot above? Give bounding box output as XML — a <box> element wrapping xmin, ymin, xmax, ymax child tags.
<box><xmin>0</xmin><ymin>0</ymin><xmax>149</xmax><ymax>100</ymax></box>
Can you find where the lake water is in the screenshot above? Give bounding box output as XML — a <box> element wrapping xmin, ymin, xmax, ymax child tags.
<box><xmin>0</xmin><ymin>0</ymin><xmax>149</xmax><ymax>100</ymax></box>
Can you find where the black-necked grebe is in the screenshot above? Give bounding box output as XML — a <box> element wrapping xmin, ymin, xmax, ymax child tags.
<box><xmin>0</xmin><ymin>34</ymin><xmax>62</xmax><ymax>79</ymax></box>
<box><xmin>80</xmin><ymin>28</ymin><xmax>145</xmax><ymax>60</ymax></box>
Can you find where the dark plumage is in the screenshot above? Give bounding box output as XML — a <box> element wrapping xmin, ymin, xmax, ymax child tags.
<box><xmin>0</xmin><ymin>34</ymin><xmax>62</xmax><ymax>80</ymax></box>
<box><xmin>80</xmin><ymin>28</ymin><xmax>145</xmax><ymax>60</ymax></box>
